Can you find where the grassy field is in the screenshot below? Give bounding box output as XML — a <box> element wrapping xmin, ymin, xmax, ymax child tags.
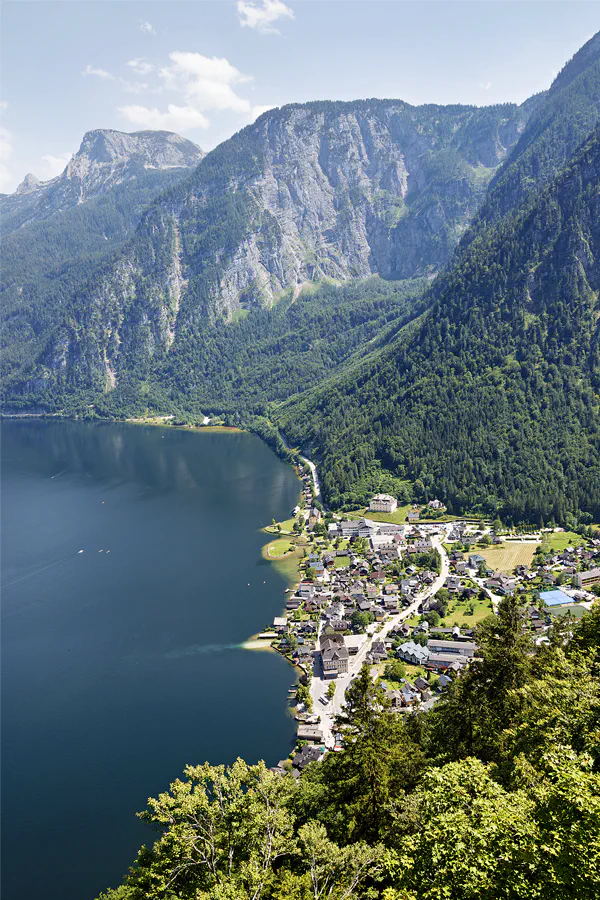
<box><xmin>348</xmin><ymin>504</ymin><xmax>413</xmax><ymax>524</ymax></box>
<box><xmin>546</xmin><ymin>531</ymin><xmax>587</xmax><ymax>551</ymax></box>
<box><xmin>265</xmin><ymin>516</ymin><xmax>298</xmax><ymax>535</ymax></box>
<box><xmin>264</xmin><ymin>537</ymin><xmax>297</xmax><ymax>558</ymax></box>
<box><xmin>262</xmin><ymin>542</ymin><xmax>304</xmax><ymax>587</ymax></box>
<box><xmin>444</xmin><ymin>596</ymin><xmax>494</xmax><ymax>627</ymax></box>
<box><xmin>403</xmin><ymin>662</ymin><xmax>427</xmax><ymax>679</ymax></box>
<box><xmin>334</xmin><ymin>555</ymin><xmax>351</xmax><ymax>568</ymax></box>
<box><xmin>478</xmin><ymin>542</ymin><xmax>536</xmax><ymax>573</ymax></box>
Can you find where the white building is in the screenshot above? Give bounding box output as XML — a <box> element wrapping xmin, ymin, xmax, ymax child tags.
<box><xmin>369</xmin><ymin>494</ymin><xmax>398</xmax><ymax>513</ymax></box>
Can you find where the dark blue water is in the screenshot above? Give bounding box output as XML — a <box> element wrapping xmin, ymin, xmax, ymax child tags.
<box><xmin>1</xmin><ymin>420</ymin><xmax>300</xmax><ymax>900</ymax></box>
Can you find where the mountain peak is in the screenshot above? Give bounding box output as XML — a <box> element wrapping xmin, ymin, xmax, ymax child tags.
<box><xmin>14</xmin><ymin>173</ymin><xmax>43</xmax><ymax>195</ymax></box>
<box><xmin>73</xmin><ymin>128</ymin><xmax>204</xmax><ymax>171</ymax></box>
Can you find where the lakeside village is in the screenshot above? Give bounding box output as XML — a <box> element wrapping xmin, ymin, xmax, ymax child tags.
<box><xmin>259</xmin><ymin>466</ymin><xmax>600</xmax><ymax>777</ymax></box>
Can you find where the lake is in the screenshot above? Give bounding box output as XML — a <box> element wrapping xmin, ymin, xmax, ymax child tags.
<box><xmin>1</xmin><ymin>419</ymin><xmax>301</xmax><ymax>900</ymax></box>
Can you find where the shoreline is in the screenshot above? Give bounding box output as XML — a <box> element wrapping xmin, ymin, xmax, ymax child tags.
<box><xmin>4</xmin><ymin>411</ymin><xmax>314</xmax><ymax>681</ymax></box>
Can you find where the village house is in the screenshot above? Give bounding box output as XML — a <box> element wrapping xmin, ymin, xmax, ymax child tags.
<box><xmin>485</xmin><ymin>574</ymin><xmax>517</xmax><ymax>595</ymax></box>
<box><xmin>369</xmin><ymin>639</ymin><xmax>387</xmax><ymax>662</ymax></box>
<box><xmin>350</xmin><ymin>581</ymin><xmax>365</xmax><ymax>599</ymax></box>
<box><xmin>445</xmin><ymin>575</ymin><xmax>462</xmax><ymax>593</ymax></box>
<box><xmin>370</xmin><ymin>533</ymin><xmax>396</xmax><ymax>552</ymax></box>
<box><xmin>575</xmin><ymin>567</ymin><xmax>600</xmax><ymax>589</ymax></box>
<box><xmin>414</xmin><ymin>676</ymin><xmax>432</xmax><ymax>699</ymax></box>
<box><xmin>427</xmin><ymin>639</ymin><xmax>477</xmax><ymax>659</ymax></box>
<box><xmin>308</xmin><ymin>508</ymin><xmax>322</xmax><ymax>527</ymax></box>
<box><xmin>468</xmin><ymin>553</ymin><xmax>487</xmax><ymax>569</ymax></box>
<box><xmin>426</xmin><ymin>653</ymin><xmax>468</xmax><ymax>673</ymax></box>
<box><xmin>291</xmin><ymin>745</ymin><xmax>322</xmax><ymax>773</ymax></box>
<box><xmin>369</xmin><ymin>493</ymin><xmax>398</xmax><ymax>513</ymax></box>
<box><xmin>320</xmin><ymin>633</ymin><xmax>349</xmax><ymax>677</ymax></box>
<box><xmin>297</xmin><ymin>581</ymin><xmax>316</xmax><ymax>600</ymax></box>
<box><xmin>397</xmin><ymin>641</ymin><xmax>430</xmax><ymax>666</ymax></box>
<box><xmin>388</xmin><ymin>684</ymin><xmax>420</xmax><ymax>709</ymax></box>
<box><xmin>428</xmin><ymin>499</ymin><xmax>445</xmax><ymax>510</ymax></box>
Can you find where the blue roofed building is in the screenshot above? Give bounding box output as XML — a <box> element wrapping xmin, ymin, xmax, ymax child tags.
<box><xmin>539</xmin><ymin>589</ymin><xmax>575</xmax><ymax>607</ymax></box>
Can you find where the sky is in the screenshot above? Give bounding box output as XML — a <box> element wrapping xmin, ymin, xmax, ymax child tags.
<box><xmin>1</xmin><ymin>0</ymin><xmax>599</xmax><ymax>192</ymax></box>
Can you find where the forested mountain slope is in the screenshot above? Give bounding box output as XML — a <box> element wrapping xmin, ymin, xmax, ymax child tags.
<box><xmin>2</xmin><ymin>99</ymin><xmax>529</xmax><ymax>397</ymax></box>
<box><xmin>1</xmin><ymin>130</ymin><xmax>204</xmax><ymax>387</ymax></box>
<box><xmin>97</xmin><ymin>596</ymin><xmax>600</xmax><ymax>900</ymax></box>
<box><xmin>476</xmin><ymin>30</ymin><xmax>600</xmax><ymax>226</ymax></box>
<box><xmin>0</xmin><ymin>129</ymin><xmax>204</xmax><ymax>233</ymax></box>
<box><xmin>278</xmin><ymin>126</ymin><xmax>600</xmax><ymax>523</ymax></box>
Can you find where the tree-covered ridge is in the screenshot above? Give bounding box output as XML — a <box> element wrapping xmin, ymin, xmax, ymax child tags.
<box><xmin>0</xmin><ymin>167</ymin><xmax>195</xmax><ymax>384</ymax></box>
<box><xmin>4</xmin><ymin>277</ymin><xmax>427</xmax><ymax>421</ymax></box>
<box><xmin>96</xmin><ymin>597</ymin><xmax>600</xmax><ymax>900</ymax></box>
<box><xmin>1</xmin><ymin>96</ymin><xmax>530</xmax><ymax>397</ymax></box>
<box><xmin>476</xmin><ymin>29</ymin><xmax>600</xmax><ymax>227</ymax></box>
<box><xmin>277</xmin><ymin>127</ymin><xmax>600</xmax><ymax>523</ymax></box>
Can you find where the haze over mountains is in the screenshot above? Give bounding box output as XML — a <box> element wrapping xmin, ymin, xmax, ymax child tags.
<box><xmin>2</xmin><ymin>31</ymin><xmax>600</xmax><ymax>523</ymax></box>
<box><xmin>1</xmin><ymin>129</ymin><xmax>204</xmax><ymax>231</ymax></box>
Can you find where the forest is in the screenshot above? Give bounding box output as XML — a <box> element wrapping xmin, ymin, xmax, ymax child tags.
<box><xmin>3</xmin><ymin>33</ymin><xmax>600</xmax><ymax>527</ymax></box>
<box><xmin>277</xmin><ymin>126</ymin><xmax>600</xmax><ymax>525</ymax></box>
<box><xmin>96</xmin><ymin>595</ymin><xmax>600</xmax><ymax>900</ymax></box>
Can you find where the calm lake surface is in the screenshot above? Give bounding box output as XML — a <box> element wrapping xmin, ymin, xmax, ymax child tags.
<box><xmin>1</xmin><ymin>420</ymin><xmax>300</xmax><ymax>900</ymax></box>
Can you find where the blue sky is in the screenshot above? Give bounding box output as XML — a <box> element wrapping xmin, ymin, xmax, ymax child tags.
<box><xmin>1</xmin><ymin>0</ymin><xmax>599</xmax><ymax>191</ymax></box>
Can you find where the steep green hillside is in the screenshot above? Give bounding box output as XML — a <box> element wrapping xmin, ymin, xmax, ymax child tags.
<box><xmin>2</xmin><ymin>99</ymin><xmax>529</xmax><ymax>397</ymax></box>
<box><xmin>278</xmin><ymin>128</ymin><xmax>600</xmax><ymax>523</ymax></box>
<box><xmin>1</xmin><ymin>129</ymin><xmax>204</xmax><ymax>385</ymax></box>
<box><xmin>96</xmin><ymin>597</ymin><xmax>600</xmax><ymax>900</ymax></box>
<box><xmin>477</xmin><ymin>31</ymin><xmax>600</xmax><ymax>225</ymax></box>
<box><xmin>6</xmin><ymin>277</ymin><xmax>427</xmax><ymax>419</ymax></box>
<box><xmin>1</xmin><ymin>168</ymin><xmax>196</xmax><ymax>379</ymax></box>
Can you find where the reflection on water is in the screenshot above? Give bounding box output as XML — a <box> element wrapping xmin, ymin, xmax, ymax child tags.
<box><xmin>2</xmin><ymin>420</ymin><xmax>300</xmax><ymax>900</ymax></box>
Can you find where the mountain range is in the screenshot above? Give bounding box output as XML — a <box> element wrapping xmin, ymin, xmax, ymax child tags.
<box><xmin>2</xmin><ymin>31</ymin><xmax>600</xmax><ymax>524</ymax></box>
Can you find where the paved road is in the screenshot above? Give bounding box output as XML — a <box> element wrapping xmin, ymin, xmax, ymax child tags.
<box><xmin>310</xmin><ymin>535</ymin><xmax>450</xmax><ymax>748</ymax></box>
<box><xmin>301</xmin><ymin>456</ymin><xmax>322</xmax><ymax>505</ymax></box>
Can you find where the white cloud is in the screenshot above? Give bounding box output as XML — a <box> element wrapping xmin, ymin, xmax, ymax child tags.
<box><xmin>40</xmin><ymin>152</ymin><xmax>73</xmax><ymax>179</ymax></box>
<box><xmin>0</xmin><ymin>100</ymin><xmax>9</xmax><ymax>111</ymax></box>
<box><xmin>237</xmin><ymin>0</ymin><xmax>294</xmax><ymax>34</ymax></box>
<box><xmin>118</xmin><ymin>103</ymin><xmax>209</xmax><ymax>132</ymax></box>
<box><xmin>251</xmin><ymin>104</ymin><xmax>274</xmax><ymax>121</ymax></box>
<box><xmin>120</xmin><ymin>79</ymin><xmax>149</xmax><ymax>95</ymax></box>
<box><xmin>0</xmin><ymin>126</ymin><xmax>14</xmax><ymax>191</ymax></box>
<box><xmin>127</xmin><ymin>58</ymin><xmax>154</xmax><ymax>76</ymax></box>
<box><xmin>159</xmin><ymin>51</ymin><xmax>253</xmax><ymax>115</ymax></box>
<box><xmin>82</xmin><ymin>64</ymin><xmax>115</xmax><ymax>80</ymax></box>
<box><xmin>95</xmin><ymin>48</ymin><xmax>268</xmax><ymax>136</ymax></box>
<box><xmin>140</xmin><ymin>21</ymin><xmax>156</xmax><ymax>35</ymax></box>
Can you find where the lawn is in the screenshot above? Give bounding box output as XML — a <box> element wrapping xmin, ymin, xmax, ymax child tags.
<box><xmin>264</xmin><ymin>516</ymin><xmax>298</xmax><ymax>534</ymax></box>
<box><xmin>375</xmin><ymin>661</ymin><xmax>427</xmax><ymax>683</ymax></box>
<box><xmin>265</xmin><ymin>538</ymin><xmax>296</xmax><ymax>558</ymax></box>
<box><xmin>403</xmin><ymin>662</ymin><xmax>427</xmax><ymax>680</ymax></box>
<box><xmin>478</xmin><ymin>542</ymin><xmax>536</xmax><ymax>573</ymax></box>
<box><xmin>348</xmin><ymin>505</ymin><xmax>413</xmax><ymax>524</ymax></box>
<box><xmin>334</xmin><ymin>555</ymin><xmax>351</xmax><ymax>568</ymax></box>
<box><xmin>444</xmin><ymin>596</ymin><xmax>494</xmax><ymax>628</ymax></box>
<box><xmin>262</xmin><ymin>542</ymin><xmax>304</xmax><ymax>588</ymax></box>
<box><xmin>546</xmin><ymin>531</ymin><xmax>587</xmax><ymax>551</ymax></box>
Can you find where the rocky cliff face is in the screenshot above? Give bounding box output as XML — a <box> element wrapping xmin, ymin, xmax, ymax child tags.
<box><xmin>0</xmin><ymin>129</ymin><xmax>204</xmax><ymax>233</ymax></box>
<box><xmin>180</xmin><ymin>100</ymin><xmax>529</xmax><ymax>305</ymax></box>
<box><xmin>33</xmin><ymin>98</ymin><xmax>531</xmax><ymax>395</ymax></box>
